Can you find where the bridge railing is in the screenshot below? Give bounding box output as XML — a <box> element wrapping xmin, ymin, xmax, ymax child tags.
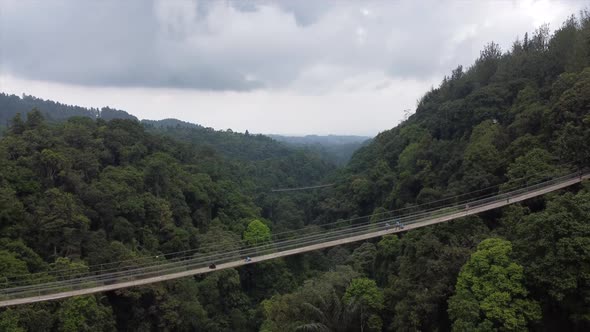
<box><xmin>0</xmin><ymin>170</ymin><xmax>587</xmax><ymax>303</ymax></box>
<box><xmin>2</xmin><ymin>168</ymin><xmax>577</xmax><ymax>289</ymax></box>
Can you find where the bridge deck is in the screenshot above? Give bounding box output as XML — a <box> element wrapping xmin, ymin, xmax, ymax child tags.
<box><xmin>0</xmin><ymin>172</ymin><xmax>587</xmax><ymax>307</ymax></box>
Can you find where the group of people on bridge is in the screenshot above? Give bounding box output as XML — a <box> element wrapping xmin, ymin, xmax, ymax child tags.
<box><xmin>385</xmin><ymin>221</ymin><xmax>404</xmax><ymax>230</ymax></box>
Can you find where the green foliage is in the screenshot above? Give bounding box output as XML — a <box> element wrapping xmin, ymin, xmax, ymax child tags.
<box><xmin>344</xmin><ymin>278</ymin><xmax>384</xmax><ymax>331</ymax></box>
<box><xmin>348</xmin><ymin>242</ymin><xmax>376</xmax><ymax>276</ymax></box>
<box><xmin>50</xmin><ymin>257</ymin><xmax>89</xmax><ymax>278</ymax></box>
<box><xmin>0</xmin><ymin>107</ymin><xmax>334</xmax><ymax>330</ymax></box>
<box><xmin>312</xmin><ymin>12</ymin><xmax>590</xmax><ymax>330</ymax></box>
<box><xmin>503</xmin><ymin>148</ymin><xmax>562</xmax><ymax>189</ymax></box>
<box><xmin>0</xmin><ymin>187</ymin><xmax>25</xmax><ymax>235</ymax></box>
<box><xmin>0</xmin><ymin>239</ymin><xmax>46</xmax><ymax>273</ymax></box>
<box><xmin>448</xmin><ymin>238</ymin><xmax>541</xmax><ymax>331</ymax></box>
<box><xmin>0</xmin><ymin>309</ymin><xmax>25</xmax><ymax>332</ymax></box>
<box><xmin>34</xmin><ymin>188</ymin><xmax>90</xmax><ymax>257</ymax></box>
<box><xmin>0</xmin><ymin>93</ymin><xmax>136</xmax><ymax>125</ymax></box>
<box><xmin>198</xmin><ymin>269</ymin><xmax>252</xmax><ymax>331</ymax></box>
<box><xmin>503</xmin><ymin>189</ymin><xmax>590</xmax><ymax>326</ymax></box>
<box><xmin>0</xmin><ymin>250</ymin><xmax>29</xmax><ymax>280</ymax></box>
<box><xmin>243</xmin><ymin>219</ymin><xmax>272</xmax><ymax>246</ymax></box>
<box><xmin>57</xmin><ymin>296</ymin><xmax>116</xmax><ymax>332</ymax></box>
<box><xmin>384</xmin><ymin>217</ymin><xmax>490</xmax><ymax>331</ymax></box>
<box><xmin>261</xmin><ymin>266</ymin><xmax>359</xmax><ymax>332</ymax></box>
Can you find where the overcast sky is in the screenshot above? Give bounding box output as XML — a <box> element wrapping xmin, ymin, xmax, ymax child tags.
<box><xmin>0</xmin><ymin>0</ymin><xmax>584</xmax><ymax>135</ymax></box>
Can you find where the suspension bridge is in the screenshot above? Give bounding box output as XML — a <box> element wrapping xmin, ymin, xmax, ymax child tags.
<box><xmin>0</xmin><ymin>171</ymin><xmax>587</xmax><ymax>307</ymax></box>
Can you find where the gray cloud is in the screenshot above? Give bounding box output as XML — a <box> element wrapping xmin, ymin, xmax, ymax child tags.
<box><xmin>0</xmin><ymin>0</ymin><xmax>582</xmax><ymax>92</ymax></box>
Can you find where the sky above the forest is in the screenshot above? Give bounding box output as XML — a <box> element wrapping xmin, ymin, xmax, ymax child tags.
<box><xmin>0</xmin><ymin>0</ymin><xmax>583</xmax><ymax>135</ymax></box>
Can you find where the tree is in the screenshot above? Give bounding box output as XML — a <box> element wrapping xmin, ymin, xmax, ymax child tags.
<box><xmin>474</xmin><ymin>42</ymin><xmax>502</xmax><ymax>84</ymax></box>
<box><xmin>297</xmin><ymin>288</ymin><xmax>357</xmax><ymax>332</ymax></box>
<box><xmin>262</xmin><ymin>266</ymin><xmax>359</xmax><ymax>332</ymax></box>
<box><xmin>56</xmin><ymin>296</ymin><xmax>116</xmax><ymax>332</ymax></box>
<box><xmin>40</xmin><ymin>148</ymin><xmax>69</xmax><ymax>183</ymax></box>
<box><xmin>348</xmin><ymin>242</ymin><xmax>376</xmax><ymax>276</ymax></box>
<box><xmin>243</xmin><ymin>219</ymin><xmax>271</xmax><ymax>246</ymax></box>
<box><xmin>502</xmin><ymin>148</ymin><xmax>561</xmax><ymax>189</ymax></box>
<box><xmin>448</xmin><ymin>238</ymin><xmax>541</xmax><ymax>331</ymax></box>
<box><xmin>0</xmin><ymin>309</ymin><xmax>25</xmax><ymax>332</ymax></box>
<box><xmin>9</xmin><ymin>113</ymin><xmax>25</xmax><ymax>135</ymax></box>
<box><xmin>273</xmin><ymin>198</ymin><xmax>305</xmax><ymax>232</ymax></box>
<box><xmin>25</xmin><ymin>108</ymin><xmax>44</xmax><ymax>129</ymax></box>
<box><xmin>33</xmin><ymin>188</ymin><xmax>90</xmax><ymax>257</ymax></box>
<box><xmin>505</xmin><ymin>189</ymin><xmax>590</xmax><ymax>327</ymax></box>
<box><xmin>0</xmin><ymin>250</ymin><xmax>29</xmax><ymax>281</ymax></box>
<box><xmin>343</xmin><ymin>278</ymin><xmax>384</xmax><ymax>332</ymax></box>
<box><xmin>385</xmin><ymin>217</ymin><xmax>489</xmax><ymax>331</ymax></box>
<box><xmin>375</xmin><ymin>235</ymin><xmax>400</xmax><ymax>283</ymax></box>
<box><xmin>198</xmin><ymin>269</ymin><xmax>251</xmax><ymax>331</ymax></box>
<box><xmin>50</xmin><ymin>257</ymin><xmax>89</xmax><ymax>278</ymax></box>
<box><xmin>0</xmin><ymin>187</ymin><xmax>25</xmax><ymax>233</ymax></box>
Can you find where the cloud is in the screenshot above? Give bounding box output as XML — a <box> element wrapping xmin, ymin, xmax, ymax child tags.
<box><xmin>0</xmin><ymin>0</ymin><xmax>584</xmax><ymax>135</ymax></box>
<box><xmin>0</xmin><ymin>0</ymin><xmax>581</xmax><ymax>92</ymax></box>
<box><xmin>0</xmin><ymin>73</ymin><xmax>434</xmax><ymax>136</ymax></box>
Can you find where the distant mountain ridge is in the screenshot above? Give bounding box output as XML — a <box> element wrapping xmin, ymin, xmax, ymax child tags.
<box><xmin>0</xmin><ymin>92</ymin><xmax>370</xmax><ymax>165</ymax></box>
<box><xmin>141</xmin><ymin>118</ymin><xmax>203</xmax><ymax>129</ymax></box>
<box><xmin>0</xmin><ymin>93</ymin><xmax>137</xmax><ymax>125</ymax></box>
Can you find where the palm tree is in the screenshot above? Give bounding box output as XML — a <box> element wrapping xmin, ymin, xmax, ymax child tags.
<box><xmin>296</xmin><ymin>288</ymin><xmax>359</xmax><ymax>332</ymax></box>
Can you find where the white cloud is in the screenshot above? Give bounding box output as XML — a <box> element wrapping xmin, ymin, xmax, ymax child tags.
<box><xmin>0</xmin><ymin>74</ymin><xmax>435</xmax><ymax>136</ymax></box>
<box><xmin>0</xmin><ymin>0</ymin><xmax>584</xmax><ymax>135</ymax></box>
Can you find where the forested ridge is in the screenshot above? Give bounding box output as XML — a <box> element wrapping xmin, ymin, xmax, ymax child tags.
<box><xmin>1</xmin><ymin>12</ymin><xmax>590</xmax><ymax>332</ymax></box>
<box><xmin>0</xmin><ymin>94</ymin><xmax>348</xmax><ymax>166</ymax></box>
<box><xmin>263</xmin><ymin>13</ymin><xmax>590</xmax><ymax>331</ymax></box>
<box><xmin>0</xmin><ymin>110</ymin><xmax>334</xmax><ymax>330</ymax></box>
<box><xmin>0</xmin><ymin>94</ymin><xmax>138</xmax><ymax>125</ymax></box>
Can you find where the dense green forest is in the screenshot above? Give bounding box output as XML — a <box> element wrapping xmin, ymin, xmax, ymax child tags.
<box><xmin>144</xmin><ymin>124</ymin><xmax>294</xmax><ymax>163</ymax></box>
<box><xmin>284</xmin><ymin>13</ymin><xmax>590</xmax><ymax>331</ymax></box>
<box><xmin>1</xmin><ymin>11</ymin><xmax>590</xmax><ymax>332</ymax></box>
<box><xmin>0</xmin><ymin>110</ymin><xmax>334</xmax><ymax>331</ymax></box>
<box><xmin>0</xmin><ymin>94</ymin><xmax>137</xmax><ymax>125</ymax></box>
<box><xmin>0</xmin><ymin>94</ymin><xmax>350</xmax><ymax>166</ymax></box>
<box><xmin>268</xmin><ymin>135</ymin><xmax>371</xmax><ymax>166</ymax></box>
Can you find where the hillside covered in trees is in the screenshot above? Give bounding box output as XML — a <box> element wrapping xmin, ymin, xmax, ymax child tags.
<box><xmin>1</xmin><ymin>11</ymin><xmax>590</xmax><ymax>332</ymax></box>
<box><xmin>270</xmin><ymin>13</ymin><xmax>590</xmax><ymax>331</ymax></box>
<box><xmin>0</xmin><ymin>94</ymin><xmax>137</xmax><ymax>125</ymax></box>
<box><xmin>0</xmin><ymin>109</ymin><xmax>336</xmax><ymax>331</ymax></box>
<box><xmin>0</xmin><ymin>94</ymin><xmax>354</xmax><ymax>166</ymax></box>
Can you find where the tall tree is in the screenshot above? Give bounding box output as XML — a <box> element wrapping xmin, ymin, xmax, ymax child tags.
<box><xmin>448</xmin><ymin>238</ymin><xmax>541</xmax><ymax>331</ymax></box>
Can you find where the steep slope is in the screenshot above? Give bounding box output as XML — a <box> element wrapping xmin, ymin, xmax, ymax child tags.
<box><xmin>262</xmin><ymin>13</ymin><xmax>590</xmax><ymax>332</ymax></box>
<box><xmin>322</xmin><ymin>18</ymin><xmax>590</xmax><ymax>221</ymax></box>
<box><xmin>0</xmin><ymin>93</ymin><xmax>137</xmax><ymax>124</ymax></box>
<box><xmin>0</xmin><ymin>111</ymin><xmax>335</xmax><ymax>330</ymax></box>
